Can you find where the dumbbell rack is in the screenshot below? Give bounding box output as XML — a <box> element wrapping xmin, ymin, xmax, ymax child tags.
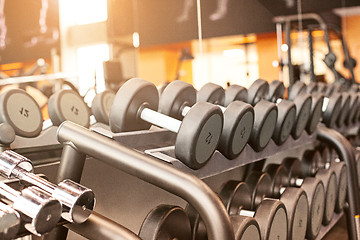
<box><xmin>7</xmin><ymin>122</ymin><xmax>359</xmax><ymax>239</ymax></box>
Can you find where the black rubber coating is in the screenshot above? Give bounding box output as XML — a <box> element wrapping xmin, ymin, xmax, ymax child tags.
<box><xmin>247</xmin><ymin>79</ymin><xmax>269</xmax><ymax>106</ymax></box>
<box><xmin>219</xmin><ymin>181</ymin><xmax>252</xmax><ymax>215</ymax></box>
<box><xmin>224</xmin><ymin>84</ymin><xmax>248</xmax><ymax>106</ymax></box>
<box><xmin>322</xmin><ymin>93</ymin><xmax>342</xmax><ymax>128</ymax></box>
<box><xmin>175</xmin><ymin>102</ymin><xmax>223</xmax><ymax>169</ymax></box>
<box><xmin>273</xmin><ymin>100</ymin><xmax>296</xmax><ymax>145</ymax></box>
<box><xmin>346</xmin><ymin>93</ymin><xmax>359</xmax><ymax>125</ymax></box>
<box><xmin>291</xmin><ymin>93</ymin><xmax>312</xmax><ymax>139</ymax></box>
<box><xmin>158</xmin><ymin>80</ymin><xmax>196</xmax><ymax>120</ymax></box>
<box><xmin>306</xmin><ymin>93</ymin><xmax>324</xmax><ymax>134</ymax></box>
<box><xmin>245</xmin><ymin>172</ymin><xmax>272</xmax><ymax>210</ymax></box>
<box><xmin>109</xmin><ymin>78</ymin><xmax>159</xmax><ymax>132</ymax></box>
<box><xmin>139</xmin><ymin>205</ymin><xmax>192</xmax><ymax>240</ymax></box>
<box><xmin>306</xmin><ymin>82</ymin><xmax>318</xmax><ymax>93</ymax></box>
<box><xmin>0</xmin><ymin>123</ymin><xmax>15</xmax><ymax>145</ymax></box>
<box><xmin>0</xmin><ymin>88</ymin><xmax>43</xmax><ymax>137</ymax></box>
<box><xmin>302</xmin><ymin>150</ymin><xmax>323</xmax><ymax>176</ymax></box>
<box><xmin>330</xmin><ymin>162</ymin><xmax>347</xmax><ymax>213</ymax></box>
<box><xmin>288</xmin><ymin>81</ymin><xmax>306</xmax><ymax>101</ymax></box>
<box><xmin>231</xmin><ymin>215</ymin><xmax>261</xmax><ymax>240</ymax></box>
<box><xmin>267</xmin><ymin>80</ymin><xmax>285</xmax><ymax>103</ymax></box>
<box><xmin>316</xmin><ymin>82</ymin><xmax>327</xmax><ymax>93</ymax></box>
<box><xmin>336</xmin><ymin>92</ymin><xmax>351</xmax><ymax>127</ymax></box>
<box><xmin>249</xmin><ymin>100</ymin><xmax>278</xmax><ymax>152</ymax></box>
<box><xmin>197</xmin><ymin>83</ymin><xmax>225</xmax><ymax>105</ymax></box>
<box><xmin>218</xmin><ymin>101</ymin><xmax>254</xmax><ymax>159</ymax></box>
<box><xmin>91</xmin><ymin>90</ymin><xmax>115</xmax><ymax>124</ymax></box>
<box><xmin>264</xmin><ymin>164</ymin><xmax>289</xmax><ymax>198</ymax></box>
<box><xmin>48</xmin><ymin>89</ymin><xmax>90</xmax><ymax>127</ymax></box>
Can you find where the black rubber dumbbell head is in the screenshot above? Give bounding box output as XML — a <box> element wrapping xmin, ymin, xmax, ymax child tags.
<box><xmin>197</xmin><ymin>83</ymin><xmax>225</xmax><ymax>105</ymax></box>
<box><xmin>158</xmin><ymin>80</ymin><xmax>196</xmax><ymax>121</ymax></box>
<box><xmin>322</xmin><ymin>93</ymin><xmax>342</xmax><ymax>128</ymax></box>
<box><xmin>292</xmin><ymin>93</ymin><xmax>312</xmax><ymax>139</ymax></box>
<box><xmin>249</xmin><ymin>100</ymin><xmax>278</xmax><ymax>152</ymax></box>
<box><xmin>139</xmin><ymin>205</ymin><xmax>192</xmax><ymax>240</ymax></box>
<box><xmin>346</xmin><ymin>93</ymin><xmax>359</xmax><ymax>125</ymax></box>
<box><xmin>91</xmin><ymin>90</ymin><xmax>115</xmax><ymax>124</ymax></box>
<box><xmin>267</xmin><ymin>80</ymin><xmax>285</xmax><ymax>102</ymax></box>
<box><xmin>306</xmin><ymin>93</ymin><xmax>324</xmax><ymax>134</ymax></box>
<box><xmin>247</xmin><ymin>79</ymin><xmax>269</xmax><ymax>106</ymax></box>
<box><xmin>287</xmin><ymin>81</ymin><xmax>306</xmax><ymax>101</ymax></box>
<box><xmin>336</xmin><ymin>93</ymin><xmax>351</xmax><ymax>127</ymax></box>
<box><xmin>306</xmin><ymin>82</ymin><xmax>318</xmax><ymax>93</ymax></box>
<box><xmin>48</xmin><ymin>89</ymin><xmax>91</xmax><ymax>128</ymax></box>
<box><xmin>273</xmin><ymin>100</ymin><xmax>296</xmax><ymax>145</ymax></box>
<box><xmin>224</xmin><ymin>84</ymin><xmax>248</xmax><ymax>107</ymax></box>
<box><xmin>0</xmin><ymin>89</ymin><xmax>43</xmax><ymax>137</ymax></box>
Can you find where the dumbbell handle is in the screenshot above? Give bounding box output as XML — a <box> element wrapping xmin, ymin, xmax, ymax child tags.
<box><xmin>239</xmin><ymin>209</ymin><xmax>255</xmax><ymax>217</ymax></box>
<box><xmin>12</xmin><ymin>167</ymin><xmax>56</xmax><ymax>194</ymax></box>
<box><xmin>140</xmin><ymin>107</ymin><xmax>181</xmax><ymax>133</ymax></box>
<box><xmin>182</xmin><ymin>105</ymin><xmax>225</xmax><ymax>117</ymax></box>
<box><xmin>322</xmin><ymin>97</ymin><xmax>330</xmax><ymax>112</ymax></box>
<box><xmin>0</xmin><ymin>181</ymin><xmax>19</xmax><ymax>202</ymax></box>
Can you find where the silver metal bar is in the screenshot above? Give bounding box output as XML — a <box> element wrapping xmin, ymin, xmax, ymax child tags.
<box><xmin>140</xmin><ymin>108</ymin><xmax>181</xmax><ymax>133</ymax></box>
<box><xmin>56</xmin><ymin>121</ymin><xmax>235</xmax><ymax>240</ymax></box>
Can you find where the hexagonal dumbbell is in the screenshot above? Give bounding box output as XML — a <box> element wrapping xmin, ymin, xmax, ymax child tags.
<box><xmin>266</xmin><ymin>160</ymin><xmax>325</xmax><ymax>240</ymax></box>
<box><xmin>139</xmin><ymin>205</ymin><xmax>192</xmax><ymax>240</ymax></box>
<box><xmin>91</xmin><ymin>90</ymin><xmax>115</xmax><ymax>125</ymax></box>
<box><xmin>245</xmin><ymin>169</ymin><xmax>308</xmax><ymax>240</ymax></box>
<box><xmin>0</xmin><ymin>150</ymin><xmax>95</xmax><ymax>223</ymax></box>
<box><xmin>159</xmin><ymin>81</ymin><xmax>254</xmax><ymax>160</ymax></box>
<box><xmin>0</xmin><ymin>201</ymin><xmax>21</xmax><ymax>240</ymax></box>
<box><xmin>225</xmin><ymin>81</ymin><xmax>278</xmax><ymax>151</ymax></box>
<box><xmin>0</xmin><ymin>181</ymin><xmax>62</xmax><ymax>236</ymax></box>
<box><xmin>109</xmin><ymin>78</ymin><xmax>224</xmax><ymax>169</ymax></box>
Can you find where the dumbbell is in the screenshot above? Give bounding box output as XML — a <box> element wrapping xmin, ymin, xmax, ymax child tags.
<box><xmin>0</xmin><ymin>181</ymin><xmax>61</xmax><ymax>236</ymax></box>
<box><xmin>139</xmin><ymin>205</ymin><xmax>192</xmax><ymax>240</ymax></box>
<box><xmin>312</xmin><ymin>147</ymin><xmax>348</xmax><ymax>213</ymax></box>
<box><xmin>187</xmin><ymin>180</ymin><xmax>285</xmax><ymax>240</ymax></box>
<box><xmin>287</xmin><ymin>81</ymin><xmax>307</xmax><ymax>101</ymax></box>
<box><xmin>346</xmin><ymin>93</ymin><xmax>359</xmax><ymax>125</ymax></box>
<box><xmin>0</xmin><ymin>89</ymin><xmax>43</xmax><ymax>138</ymax></box>
<box><xmin>245</xmin><ymin>169</ymin><xmax>308</xmax><ymax>240</ymax></box>
<box><xmin>159</xmin><ymin>81</ymin><xmax>254</xmax><ymax>159</ymax></box>
<box><xmin>336</xmin><ymin>93</ymin><xmax>351</xmax><ymax>127</ymax></box>
<box><xmin>46</xmin><ymin>89</ymin><xmax>91</xmax><ymax>128</ymax></box>
<box><xmin>91</xmin><ymin>90</ymin><xmax>115</xmax><ymax>125</ymax></box>
<box><xmin>109</xmin><ymin>78</ymin><xmax>224</xmax><ymax>169</ymax></box>
<box><xmin>225</xmin><ymin>82</ymin><xmax>278</xmax><ymax>151</ymax></box>
<box><xmin>0</xmin><ymin>150</ymin><xmax>95</xmax><ymax>223</ymax></box>
<box><xmin>266</xmin><ymin>160</ymin><xmax>325</xmax><ymax>239</ymax></box>
<box><xmin>0</xmin><ymin>201</ymin><xmax>21</xmax><ymax>240</ymax></box>
<box><xmin>301</xmin><ymin>150</ymin><xmax>338</xmax><ymax>224</ymax></box>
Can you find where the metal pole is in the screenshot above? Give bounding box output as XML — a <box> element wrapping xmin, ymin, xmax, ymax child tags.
<box><xmin>65</xmin><ymin>211</ymin><xmax>141</xmax><ymax>240</ymax></box>
<box><xmin>56</xmin><ymin>121</ymin><xmax>235</xmax><ymax>240</ymax></box>
<box><xmin>285</xmin><ymin>20</ymin><xmax>294</xmax><ymax>86</ymax></box>
<box><xmin>308</xmin><ymin>28</ymin><xmax>316</xmax><ymax>82</ymax></box>
<box><xmin>317</xmin><ymin>126</ymin><xmax>360</xmax><ymax>240</ymax></box>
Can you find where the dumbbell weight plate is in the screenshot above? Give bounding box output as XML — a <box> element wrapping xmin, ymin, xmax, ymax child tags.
<box><xmin>292</xmin><ymin>93</ymin><xmax>312</xmax><ymax>139</ymax></box>
<box><xmin>287</xmin><ymin>81</ymin><xmax>306</xmax><ymax>101</ymax></box>
<box><xmin>267</xmin><ymin>80</ymin><xmax>285</xmax><ymax>102</ymax></box>
<box><xmin>249</xmin><ymin>100</ymin><xmax>278</xmax><ymax>152</ymax></box>
<box><xmin>91</xmin><ymin>90</ymin><xmax>115</xmax><ymax>124</ymax></box>
<box><xmin>139</xmin><ymin>205</ymin><xmax>192</xmax><ymax>240</ymax></box>
<box><xmin>337</xmin><ymin>93</ymin><xmax>351</xmax><ymax>127</ymax></box>
<box><xmin>231</xmin><ymin>215</ymin><xmax>261</xmax><ymax>240</ymax></box>
<box><xmin>322</xmin><ymin>93</ymin><xmax>342</xmax><ymax>128</ymax></box>
<box><xmin>306</xmin><ymin>93</ymin><xmax>324</xmax><ymax>134</ymax></box>
<box><xmin>306</xmin><ymin>82</ymin><xmax>318</xmax><ymax>93</ymax></box>
<box><xmin>245</xmin><ymin>172</ymin><xmax>272</xmax><ymax>210</ymax></box>
<box><xmin>48</xmin><ymin>90</ymin><xmax>91</xmax><ymax>127</ymax></box>
<box><xmin>247</xmin><ymin>79</ymin><xmax>269</xmax><ymax>106</ymax></box>
<box><xmin>0</xmin><ymin>123</ymin><xmax>15</xmax><ymax>146</ymax></box>
<box><xmin>220</xmin><ymin>181</ymin><xmax>287</xmax><ymax>240</ymax></box>
<box><xmin>316</xmin><ymin>82</ymin><xmax>327</xmax><ymax>93</ymax></box>
<box><xmin>346</xmin><ymin>93</ymin><xmax>359</xmax><ymax>125</ymax></box>
<box><xmin>0</xmin><ymin>89</ymin><xmax>43</xmax><ymax>137</ymax></box>
<box><xmin>197</xmin><ymin>83</ymin><xmax>225</xmax><ymax>105</ymax></box>
<box><xmin>282</xmin><ymin>158</ymin><xmax>325</xmax><ymax>239</ymax></box>
<box><xmin>218</xmin><ymin>101</ymin><xmax>254</xmax><ymax>159</ymax></box>
<box><xmin>224</xmin><ymin>85</ymin><xmax>248</xmax><ymax>107</ymax></box>
<box><xmin>273</xmin><ymin>100</ymin><xmax>296</xmax><ymax>145</ymax></box>
<box><xmin>0</xmin><ymin>202</ymin><xmax>20</xmax><ymax>240</ymax></box>
<box><xmin>158</xmin><ymin>80</ymin><xmax>196</xmax><ymax>121</ymax></box>
<box><xmin>110</xmin><ymin>78</ymin><xmax>159</xmax><ymax>132</ymax></box>
<box><xmin>330</xmin><ymin>162</ymin><xmax>347</xmax><ymax>213</ymax></box>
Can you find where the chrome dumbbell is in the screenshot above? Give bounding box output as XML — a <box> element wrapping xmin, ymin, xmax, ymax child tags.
<box><xmin>0</xmin><ymin>181</ymin><xmax>62</xmax><ymax>236</ymax></box>
<box><xmin>0</xmin><ymin>150</ymin><xmax>95</xmax><ymax>223</ymax></box>
<box><xmin>0</xmin><ymin>201</ymin><xmax>21</xmax><ymax>240</ymax></box>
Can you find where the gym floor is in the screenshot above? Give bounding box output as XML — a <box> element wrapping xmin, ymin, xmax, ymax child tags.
<box><xmin>325</xmin><ymin>215</ymin><xmax>348</xmax><ymax>239</ymax></box>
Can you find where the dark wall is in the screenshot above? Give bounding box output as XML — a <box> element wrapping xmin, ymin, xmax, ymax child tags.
<box><xmin>0</xmin><ymin>0</ymin><xmax>60</xmax><ymax>64</ymax></box>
